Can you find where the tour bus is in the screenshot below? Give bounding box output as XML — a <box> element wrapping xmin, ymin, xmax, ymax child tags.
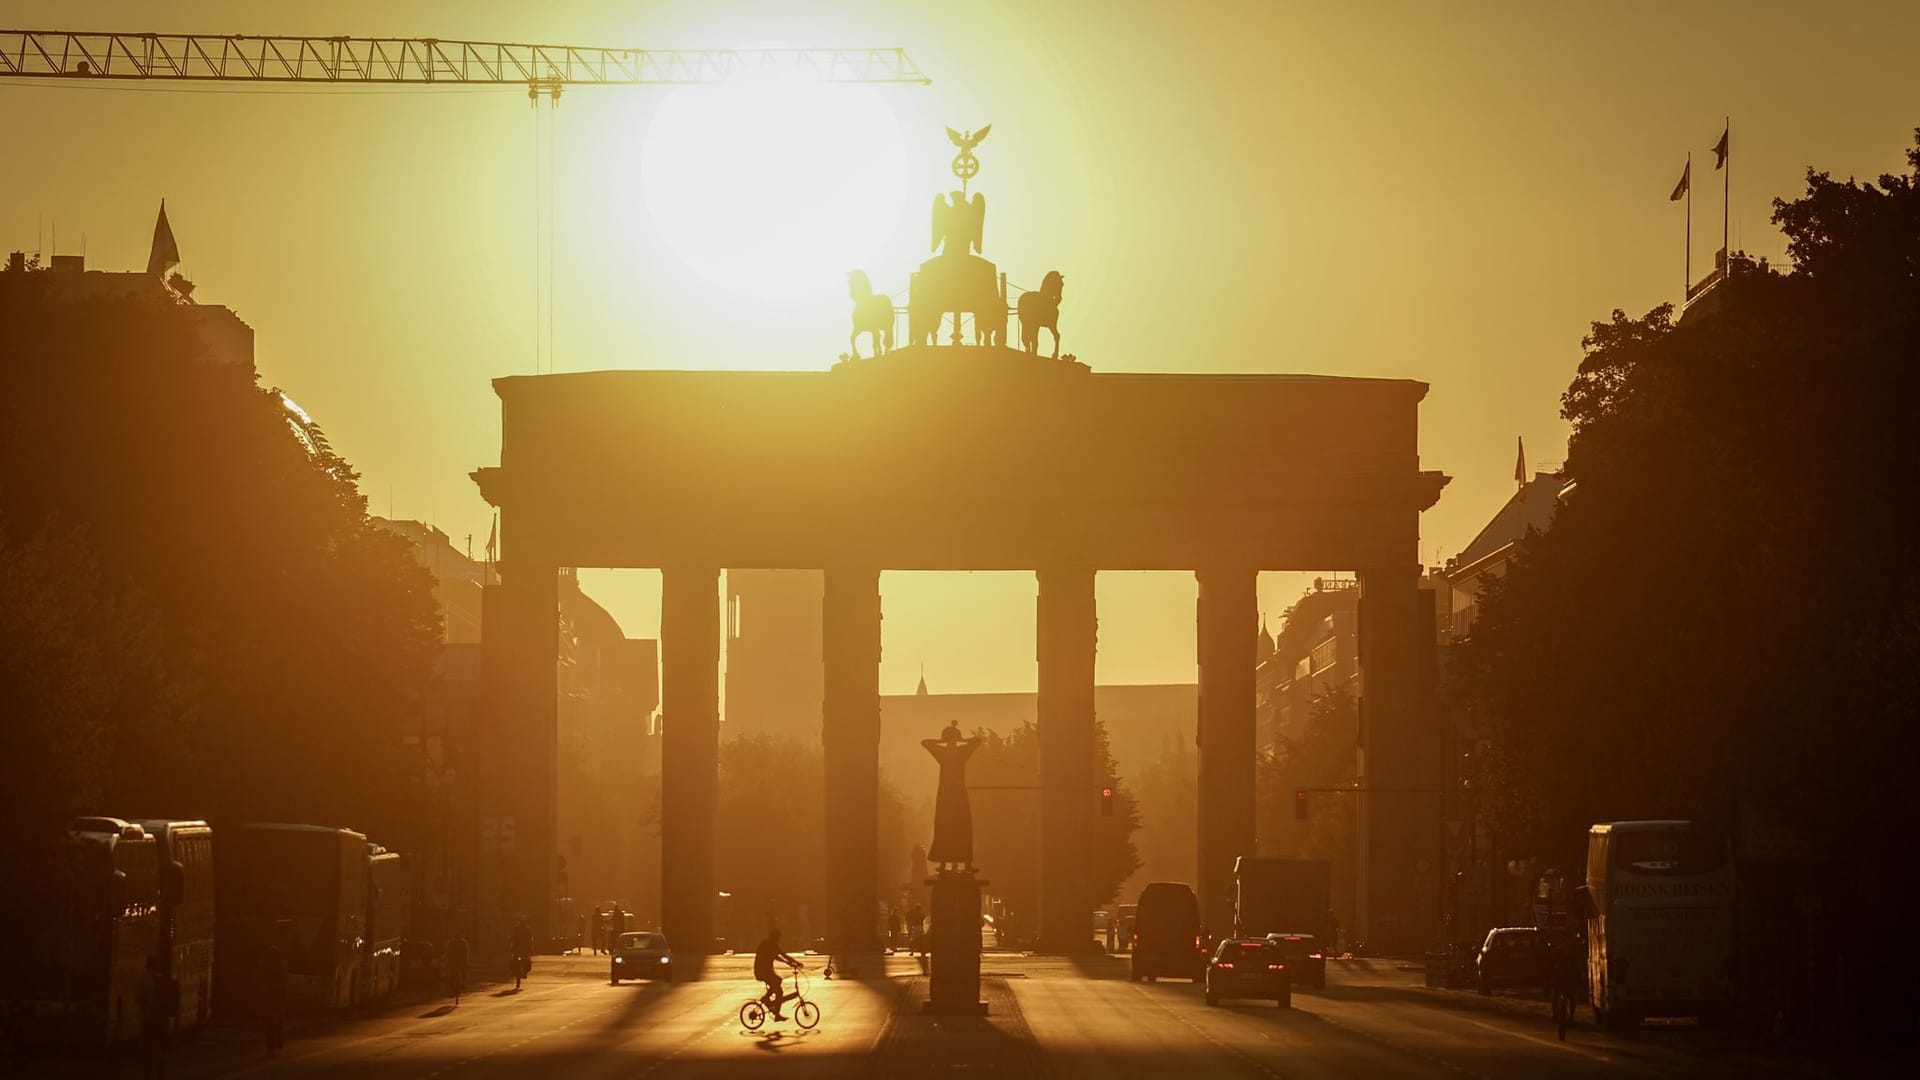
<box><xmin>359</xmin><ymin>845</ymin><xmax>408</xmax><ymax>1006</ymax></box>
<box><xmin>138</xmin><ymin>819</ymin><xmax>217</xmax><ymax>1033</ymax></box>
<box><xmin>7</xmin><ymin>819</ymin><xmax>161</xmax><ymax>1045</ymax></box>
<box><xmin>1585</xmin><ymin>820</ymin><xmax>1735</xmax><ymax>1026</ymax></box>
<box><xmin>215</xmin><ymin>823</ymin><xmax>369</xmax><ymax>1012</ymax></box>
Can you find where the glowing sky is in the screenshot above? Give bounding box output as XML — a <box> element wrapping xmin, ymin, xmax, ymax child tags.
<box><xmin>6</xmin><ymin>0</ymin><xmax>1916</xmax><ymax>694</ymax></box>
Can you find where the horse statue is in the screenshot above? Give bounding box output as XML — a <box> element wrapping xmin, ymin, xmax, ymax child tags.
<box><xmin>1017</xmin><ymin>271</ymin><xmax>1065</xmax><ymax>357</ymax></box>
<box><xmin>848</xmin><ymin>270</ymin><xmax>893</xmax><ymax>359</ymax></box>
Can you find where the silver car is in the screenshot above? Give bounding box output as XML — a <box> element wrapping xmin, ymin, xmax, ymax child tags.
<box><xmin>610</xmin><ymin>931</ymin><xmax>673</xmax><ymax>984</ymax></box>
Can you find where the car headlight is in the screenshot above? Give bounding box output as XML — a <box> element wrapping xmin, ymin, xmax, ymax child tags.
<box><xmin>659</xmin><ymin>956</ymin><xmax>670</xmax><ymax>964</ymax></box>
<box><xmin>614</xmin><ymin>957</ymin><xmax>624</xmax><ymax>964</ymax></box>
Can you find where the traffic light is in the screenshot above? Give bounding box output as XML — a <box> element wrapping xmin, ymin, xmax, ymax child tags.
<box><xmin>1294</xmin><ymin>789</ymin><xmax>1310</xmax><ymax>821</ymax></box>
<box><xmin>1100</xmin><ymin>785</ymin><xmax>1115</xmax><ymax>817</ymax></box>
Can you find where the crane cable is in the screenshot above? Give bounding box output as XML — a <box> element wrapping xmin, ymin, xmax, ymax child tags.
<box><xmin>532</xmin><ymin>96</ymin><xmax>541</xmax><ymax>374</ymax></box>
<box><xmin>529</xmin><ymin>87</ymin><xmax>561</xmax><ymax>375</ymax></box>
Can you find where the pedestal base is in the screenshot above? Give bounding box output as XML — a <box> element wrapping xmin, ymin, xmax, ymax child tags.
<box><xmin>922</xmin><ymin>999</ymin><xmax>991</xmax><ymax>1015</ymax></box>
<box><xmin>923</xmin><ymin>868</ymin><xmax>988</xmax><ymax>1016</ymax></box>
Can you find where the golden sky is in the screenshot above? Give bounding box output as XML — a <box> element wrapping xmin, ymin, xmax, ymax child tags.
<box><xmin>6</xmin><ymin>0</ymin><xmax>1916</xmax><ymax>694</ymax></box>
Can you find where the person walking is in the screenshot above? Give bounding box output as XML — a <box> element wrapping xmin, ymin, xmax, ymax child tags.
<box><xmin>139</xmin><ymin>955</ymin><xmax>178</xmax><ymax>1079</ymax></box>
<box><xmin>445</xmin><ymin>935</ymin><xmax>469</xmax><ymax>1004</ymax></box>
<box><xmin>261</xmin><ymin>942</ymin><xmax>288</xmax><ymax>1057</ymax></box>
<box><xmin>907</xmin><ymin>902</ymin><xmax>927</xmax><ymax>957</ymax></box>
<box><xmin>511</xmin><ymin>916</ymin><xmax>534</xmax><ymax>991</ymax></box>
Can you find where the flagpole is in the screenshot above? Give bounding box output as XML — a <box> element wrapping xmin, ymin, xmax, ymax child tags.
<box><xmin>1685</xmin><ymin>151</ymin><xmax>1692</xmax><ymax>299</ymax></box>
<box><xmin>1723</xmin><ymin>117</ymin><xmax>1730</xmax><ymax>262</ymax></box>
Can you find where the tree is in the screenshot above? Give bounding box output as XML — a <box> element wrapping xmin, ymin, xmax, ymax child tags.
<box><xmin>0</xmin><ymin>527</ymin><xmax>186</xmax><ymax>929</ymax></box>
<box><xmin>1452</xmin><ymin>129</ymin><xmax>1920</xmax><ymax>1035</ymax></box>
<box><xmin>712</xmin><ymin>733</ymin><xmax>915</xmax><ymax>947</ymax></box>
<box><xmin>967</xmin><ymin>719</ymin><xmax>1141</xmax><ymax>926</ymax></box>
<box><xmin>0</xmin><ymin>269</ymin><xmax>441</xmax><ymax>849</ymax></box>
<box><xmin>1128</xmin><ymin>728</ymin><xmax>1198</xmax><ymax>895</ymax></box>
<box><xmin>1256</xmin><ymin>689</ymin><xmax>1359</xmax><ymax>929</ymax></box>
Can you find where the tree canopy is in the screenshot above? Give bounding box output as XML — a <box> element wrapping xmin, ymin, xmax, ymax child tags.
<box><xmin>1453</xmin><ymin>130</ymin><xmax>1920</xmax><ymax>999</ymax></box>
<box><xmin>968</xmin><ymin>719</ymin><xmax>1141</xmax><ymax>927</ymax></box>
<box><xmin>0</xmin><ymin>271</ymin><xmax>441</xmax><ymax>853</ymax></box>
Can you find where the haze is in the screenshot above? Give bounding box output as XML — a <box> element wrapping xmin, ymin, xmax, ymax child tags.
<box><xmin>5</xmin><ymin>0</ymin><xmax>1914</xmax><ymax>695</ymax></box>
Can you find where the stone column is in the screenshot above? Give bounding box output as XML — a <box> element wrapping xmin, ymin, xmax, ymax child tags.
<box><xmin>1357</xmin><ymin>563</ymin><xmax>1436</xmax><ymax>956</ymax></box>
<box><xmin>660</xmin><ymin>566</ymin><xmax>720</xmax><ymax>954</ymax></box>
<box><xmin>478</xmin><ymin>562</ymin><xmax>559</xmax><ymax>948</ymax></box>
<box><xmin>822</xmin><ymin>567</ymin><xmax>882</xmax><ymax>960</ymax></box>
<box><xmin>1037</xmin><ymin>567</ymin><xmax>1098</xmax><ymax>953</ymax></box>
<box><xmin>1196</xmin><ymin>567</ymin><xmax>1258</xmax><ymax>942</ymax></box>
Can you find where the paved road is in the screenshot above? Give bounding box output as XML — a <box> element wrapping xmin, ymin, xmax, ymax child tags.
<box><xmin>34</xmin><ymin>953</ymin><xmax>1900</xmax><ymax>1078</ymax></box>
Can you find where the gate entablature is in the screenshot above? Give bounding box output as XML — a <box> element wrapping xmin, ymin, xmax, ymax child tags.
<box><xmin>471</xmin><ymin>355</ymin><xmax>1445</xmax><ymax>573</ymax></box>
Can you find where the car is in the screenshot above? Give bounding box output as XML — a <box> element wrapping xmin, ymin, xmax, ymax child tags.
<box><xmin>1093</xmin><ymin>909</ymin><xmax>1111</xmax><ymax>936</ymax></box>
<box><xmin>1130</xmin><ymin>882</ymin><xmax>1206</xmax><ymax>983</ymax></box>
<box><xmin>610</xmin><ymin>930</ymin><xmax>673</xmax><ymax>984</ymax></box>
<box><xmin>1264</xmin><ymin>932</ymin><xmax>1327</xmax><ymax>988</ymax></box>
<box><xmin>1115</xmin><ymin>903</ymin><xmax>1138</xmax><ymax>946</ymax></box>
<box><xmin>1474</xmin><ymin>927</ymin><xmax>1541</xmax><ymax>995</ymax></box>
<box><xmin>1205</xmin><ymin>938</ymin><xmax>1292</xmax><ymax>1008</ymax></box>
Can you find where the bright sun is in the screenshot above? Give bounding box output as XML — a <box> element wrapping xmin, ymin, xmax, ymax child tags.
<box><xmin>640</xmin><ymin>76</ymin><xmax>910</xmax><ymax>301</ymax></box>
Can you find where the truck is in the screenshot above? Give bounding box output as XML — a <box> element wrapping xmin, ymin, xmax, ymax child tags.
<box><xmin>1233</xmin><ymin>856</ymin><xmax>1334</xmax><ymax>946</ymax></box>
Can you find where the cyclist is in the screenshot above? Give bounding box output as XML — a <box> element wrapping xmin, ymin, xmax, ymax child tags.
<box><xmin>511</xmin><ymin>916</ymin><xmax>534</xmax><ymax>991</ymax></box>
<box><xmin>1544</xmin><ymin>931</ymin><xmax>1583</xmax><ymax>1040</ymax></box>
<box><xmin>754</xmin><ymin>927</ymin><xmax>802</xmax><ymax>1021</ymax></box>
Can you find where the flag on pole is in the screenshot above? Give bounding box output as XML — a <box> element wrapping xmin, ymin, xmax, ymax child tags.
<box><xmin>147</xmin><ymin>200</ymin><xmax>180</xmax><ymax>277</ymax></box>
<box><xmin>1712</xmin><ymin>126</ymin><xmax>1729</xmax><ymax>170</ymax></box>
<box><xmin>1669</xmin><ymin>161</ymin><xmax>1690</xmax><ymax>201</ymax></box>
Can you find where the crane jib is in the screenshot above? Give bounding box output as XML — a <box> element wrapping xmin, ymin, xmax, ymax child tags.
<box><xmin>0</xmin><ymin>32</ymin><xmax>930</xmax><ymax>86</ymax></box>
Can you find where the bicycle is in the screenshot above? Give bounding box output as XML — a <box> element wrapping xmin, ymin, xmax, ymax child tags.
<box><xmin>739</xmin><ymin>962</ymin><xmax>819</xmax><ymax>1031</ymax></box>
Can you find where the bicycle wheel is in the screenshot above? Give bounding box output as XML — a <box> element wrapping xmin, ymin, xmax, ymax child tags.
<box><xmin>739</xmin><ymin>999</ymin><xmax>767</xmax><ymax>1030</ymax></box>
<box><xmin>795</xmin><ymin>1000</ymin><xmax>820</xmax><ymax>1030</ymax></box>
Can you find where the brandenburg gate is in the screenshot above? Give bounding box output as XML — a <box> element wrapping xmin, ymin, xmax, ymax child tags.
<box><xmin>472</xmin><ymin>128</ymin><xmax>1450</xmax><ymax>959</ymax></box>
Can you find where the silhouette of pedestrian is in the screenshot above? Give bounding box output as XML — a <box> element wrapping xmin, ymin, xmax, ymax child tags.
<box><xmin>140</xmin><ymin>954</ymin><xmax>177</xmax><ymax>1079</ymax></box>
<box><xmin>907</xmin><ymin>901</ymin><xmax>927</xmax><ymax>956</ymax></box>
<box><xmin>262</xmin><ymin>941</ymin><xmax>287</xmax><ymax>1056</ymax></box>
<box><xmin>445</xmin><ymin>935</ymin><xmax>469</xmax><ymax>1003</ymax></box>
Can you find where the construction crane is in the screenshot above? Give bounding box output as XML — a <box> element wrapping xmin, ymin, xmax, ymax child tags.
<box><xmin>0</xmin><ymin>31</ymin><xmax>931</xmax><ymax>92</ymax></box>
<box><xmin>1</xmin><ymin>29</ymin><xmax>929</xmax><ymax>375</ymax></box>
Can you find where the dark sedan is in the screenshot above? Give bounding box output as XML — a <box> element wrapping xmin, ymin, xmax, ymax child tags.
<box><xmin>1264</xmin><ymin>932</ymin><xmax>1328</xmax><ymax>989</ymax></box>
<box><xmin>1204</xmin><ymin>938</ymin><xmax>1292</xmax><ymax>1008</ymax></box>
<box><xmin>610</xmin><ymin>931</ymin><xmax>674</xmax><ymax>984</ymax></box>
<box><xmin>1475</xmin><ymin>927</ymin><xmax>1541</xmax><ymax>995</ymax></box>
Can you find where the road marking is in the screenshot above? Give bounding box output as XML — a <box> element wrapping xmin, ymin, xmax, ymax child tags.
<box><xmin>1457</xmin><ymin>1014</ymin><xmax>1623</xmax><ymax>1064</ymax></box>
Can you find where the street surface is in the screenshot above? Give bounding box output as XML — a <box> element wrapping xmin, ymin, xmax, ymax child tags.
<box><xmin>32</xmin><ymin>952</ymin><xmax>1902</xmax><ymax>1079</ymax></box>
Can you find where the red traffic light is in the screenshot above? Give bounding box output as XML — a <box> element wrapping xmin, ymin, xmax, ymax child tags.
<box><xmin>1293</xmin><ymin>789</ymin><xmax>1310</xmax><ymax>821</ymax></box>
<box><xmin>1100</xmin><ymin>785</ymin><xmax>1115</xmax><ymax>817</ymax></box>
<box><xmin>1102</xmin><ymin>786</ymin><xmax>1114</xmax><ymax>798</ymax></box>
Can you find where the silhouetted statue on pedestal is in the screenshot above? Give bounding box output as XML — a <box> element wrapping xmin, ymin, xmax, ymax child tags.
<box><xmin>847</xmin><ymin>270</ymin><xmax>892</xmax><ymax>359</ymax></box>
<box><xmin>1017</xmin><ymin>271</ymin><xmax>1065</xmax><ymax>358</ymax></box>
<box><xmin>920</xmin><ymin>721</ymin><xmax>989</xmax><ymax>1014</ymax></box>
<box><xmin>909</xmin><ymin>126</ymin><xmax>1008</xmax><ymax>347</ymax></box>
